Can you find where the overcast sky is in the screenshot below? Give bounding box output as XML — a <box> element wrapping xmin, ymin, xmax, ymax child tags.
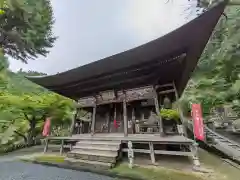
<box><xmin>9</xmin><ymin>0</ymin><xmax>196</xmax><ymax>75</ymax></box>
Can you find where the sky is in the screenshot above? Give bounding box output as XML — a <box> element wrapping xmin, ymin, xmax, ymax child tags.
<box><xmin>9</xmin><ymin>0</ymin><xmax>196</xmax><ymax>75</ymax></box>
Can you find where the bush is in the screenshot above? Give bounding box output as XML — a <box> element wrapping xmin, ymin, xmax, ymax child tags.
<box><xmin>0</xmin><ymin>141</ymin><xmax>41</xmax><ymax>154</ymax></box>
<box><xmin>160</xmin><ymin>109</ymin><xmax>180</xmax><ymax>121</ymax></box>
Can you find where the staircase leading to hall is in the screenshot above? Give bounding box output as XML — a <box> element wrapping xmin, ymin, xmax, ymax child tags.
<box><xmin>205</xmin><ymin>126</ymin><xmax>240</xmax><ymax>162</ymax></box>
<box><xmin>188</xmin><ymin>120</ymin><xmax>240</xmax><ymax>163</ymax></box>
<box><xmin>65</xmin><ymin>139</ymin><xmax>122</xmax><ymax>169</ymax></box>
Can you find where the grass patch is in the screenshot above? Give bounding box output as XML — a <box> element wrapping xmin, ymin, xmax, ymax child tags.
<box><xmin>34</xmin><ymin>155</ymin><xmax>65</xmax><ymax>163</ymax></box>
<box><xmin>17</xmin><ymin>149</ymin><xmax>240</xmax><ymax>180</ymax></box>
<box><xmin>23</xmin><ymin>154</ymin><xmax>205</xmax><ymax>180</ymax></box>
<box><xmin>198</xmin><ymin>149</ymin><xmax>240</xmax><ymax>180</ymax></box>
<box><xmin>111</xmin><ymin>163</ymin><xmax>204</xmax><ymax>180</ymax></box>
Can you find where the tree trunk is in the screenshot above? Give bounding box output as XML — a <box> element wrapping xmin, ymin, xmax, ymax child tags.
<box><xmin>14</xmin><ymin>130</ymin><xmax>27</xmax><ymax>143</ymax></box>
<box><xmin>27</xmin><ymin>116</ymin><xmax>36</xmax><ymax>146</ymax></box>
<box><xmin>70</xmin><ymin>111</ymin><xmax>78</xmax><ymax>136</ymax></box>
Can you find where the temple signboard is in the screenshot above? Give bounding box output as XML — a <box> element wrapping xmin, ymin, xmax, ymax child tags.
<box><xmin>78</xmin><ymin>86</ymin><xmax>155</xmax><ymax>106</ymax></box>
<box><xmin>78</xmin><ymin>96</ymin><xmax>96</xmax><ymax>107</ymax></box>
<box><xmin>96</xmin><ymin>90</ymin><xmax>116</xmax><ymax>103</ymax></box>
<box><xmin>125</xmin><ymin>86</ymin><xmax>154</xmax><ymax>102</ymax></box>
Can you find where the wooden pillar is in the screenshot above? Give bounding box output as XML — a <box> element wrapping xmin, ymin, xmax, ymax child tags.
<box><xmin>91</xmin><ymin>105</ymin><xmax>97</xmax><ymax>136</ymax></box>
<box><xmin>132</xmin><ymin>107</ymin><xmax>136</xmax><ymax>134</ymax></box>
<box><xmin>173</xmin><ymin>82</ymin><xmax>188</xmax><ymax>136</ymax></box>
<box><xmin>60</xmin><ymin>139</ymin><xmax>64</xmax><ymax>155</ymax></box>
<box><xmin>43</xmin><ymin>138</ymin><xmax>49</xmax><ymax>153</ymax></box>
<box><xmin>132</xmin><ymin>107</ymin><xmax>136</xmax><ymax>122</ymax></box>
<box><xmin>123</xmin><ymin>95</ymin><xmax>128</xmax><ymax>136</ymax></box>
<box><xmin>114</xmin><ymin>104</ymin><xmax>117</xmax><ymax>120</ymax></box>
<box><xmin>149</xmin><ymin>142</ymin><xmax>156</xmax><ymax>164</ymax></box>
<box><xmin>141</xmin><ymin>111</ymin><xmax>144</xmax><ymax>121</ymax></box>
<box><xmin>80</xmin><ymin>121</ymin><xmax>83</xmax><ymax>134</ymax></box>
<box><xmin>112</xmin><ymin>104</ymin><xmax>117</xmax><ymax>133</ymax></box>
<box><xmin>153</xmin><ymin>87</ymin><xmax>164</xmax><ymax>136</ymax></box>
<box><xmin>106</xmin><ymin>110</ymin><xmax>110</xmax><ymax>133</ymax></box>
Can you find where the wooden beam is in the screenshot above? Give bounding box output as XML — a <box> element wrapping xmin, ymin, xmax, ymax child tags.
<box><xmin>61</xmin><ymin>72</ymin><xmax>158</xmax><ymax>97</ymax></box>
<box><xmin>123</xmin><ymin>93</ymin><xmax>128</xmax><ymax>137</ymax></box>
<box><xmin>91</xmin><ymin>105</ymin><xmax>97</xmax><ymax>136</ymax></box>
<box><xmin>158</xmin><ymin>89</ymin><xmax>175</xmax><ymax>94</ymax></box>
<box><xmin>122</xmin><ymin>148</ymin><xmax>150</xmax><ymax>153</ymax></box>
<box><xmin>122</xmin><ymin>148</ymin><xmax>193</xmax><ymax>156</ymax></box>
<box><xmin>155</xmin><ymin>83</ymin><xmax>173</xmax><ymax>89</ymax></box>
<box><xmin>154</xmin><ymin>150</ymin><xmax>193</xmax><ymax>156</ymax></box>
<box><xmin>49</xmin><ymin>57</ymin><xmax>166</xmax><ymax>92</ymax></box>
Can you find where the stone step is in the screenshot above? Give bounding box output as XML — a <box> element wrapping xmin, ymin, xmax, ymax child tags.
<box><xmin>76</xmin><ymin>140</ymin><xmax>121</xmax><ymax>146</ymax></box>
<box><xmin>67</xmin><ymin>139</ymin><xmax>121</xmax><ymax>165</ymax></box>
<box><xmin>218</xmin><ymin>140</ymin><xmax>230</xmax><ymax>143</ymax></box>
<box><xmin>228</xmin><ymin>144</ymin><xmax>240</xmax><ymax>148</ymax></box>
<box><xmin>65</xmin><ymin>157</ymin><xmax>113</xmax><ymax>169</ymax></box>
<box><xmin>67</xmin><ymin>151</ymin><xmax>117</xmax><ymax>163</ymax></box>
<box><xmin>75</xmin><ymin>143</ymin><xmax>119</xmax><ymax>149</ymax></box>
<box><xmin>73</xmin><ymin>145</ymin><xmax>119</xmax><ymax>152</ymax></box>
<box><xmin>70</xmin><ymin>149</ymin><xmax>118</xmax><ymax>157</ymax></box>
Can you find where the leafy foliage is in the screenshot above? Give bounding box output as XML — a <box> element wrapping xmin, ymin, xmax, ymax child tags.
<box><xmin>160</xmin><ymin>109</ymin><xmax>180</xmax><ymax>121</ymax></box>
<box><xmin>0</xmin><ymin>0</ymin><xmax>56</xmax><ymax>62</ymax></box>
<box><xmin>0</xmin><ymin>69</ymin><xmax>75</xmax><ymax>147</ymax></box>
<box><xmin>181</xmin><ymin>6</ymin><xmax>240</xmax><ymax>117</ymax></box>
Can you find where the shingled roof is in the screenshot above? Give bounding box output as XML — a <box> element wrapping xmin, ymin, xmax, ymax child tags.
<box><xmin>27</xmin><ymin>1</ymin><xmax>227</xmax><ymax>99</ymax></box>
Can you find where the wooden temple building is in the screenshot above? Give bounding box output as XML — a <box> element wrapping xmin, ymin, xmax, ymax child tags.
<box><xmin>27</xmin><ymin>2</ymin><xmax>226</xmax><ymax>168</ymax></box>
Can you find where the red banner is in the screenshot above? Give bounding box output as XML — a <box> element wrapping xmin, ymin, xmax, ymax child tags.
<box><xmin>191</xmin><ymin>104</ymin><xmax>205</xmax><ymax>141</ymax></box>
<box><xmin>42</xmin><ymin>117</ymin><xmax>51</xmax><ymax>137</ymax></box>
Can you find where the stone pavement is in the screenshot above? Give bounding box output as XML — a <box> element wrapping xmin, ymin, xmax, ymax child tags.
<box><xmin>0</xmin><ymin>161</ymin><xmax>115</xmax><ymax>180</ymax></box>
<box><xmin>0</xmin><ymin>146</ymin><xmax>117</xmax><ymax>180</ymax></box>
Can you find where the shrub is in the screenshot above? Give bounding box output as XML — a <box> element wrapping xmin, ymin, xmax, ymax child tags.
<box><xmin>160</xmin><ymin>109</ymin><xmax>180</xmax><ymax>121</ymax></box>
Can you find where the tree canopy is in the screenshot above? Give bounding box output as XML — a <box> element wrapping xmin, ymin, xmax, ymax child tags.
<box><xmin>181</xmin><ymin>5</ymin><xmax>240</xmax><ymax>117</ymax></box>
<box><xmin>0</xmin><ymin>0</ymin><xmax>56</xmax><ymax>63</ymax></box>
<box><xmin>0</xmin><ymin>70</ymin><xmax>75</xmax><ymax>146</ymax></box>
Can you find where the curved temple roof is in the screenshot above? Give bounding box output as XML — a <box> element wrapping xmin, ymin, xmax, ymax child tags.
<box><xmin>27</xmin><ymin>2</ymin><xmax>227</xmax><ymax>99</ymax></box>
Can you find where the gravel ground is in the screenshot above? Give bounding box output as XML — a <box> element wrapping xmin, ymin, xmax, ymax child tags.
<box><xmin>0</xmin><ymin>161</ymin><xmax>116</xmax><ymax>180</ymax></box>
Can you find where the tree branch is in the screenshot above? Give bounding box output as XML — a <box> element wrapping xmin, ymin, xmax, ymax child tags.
<box><xmin>14</xmin><ymin>130</ymin><xmax>27</xmax><ymax>143</ymax></box>
<box><xmin>23</xmin><ymin>112</ymin><xmax>30</xmax><ymax>121</ymax></box>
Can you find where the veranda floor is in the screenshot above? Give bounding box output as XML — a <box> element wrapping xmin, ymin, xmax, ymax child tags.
<box><xmin>69</xmin><ymin>133</ymin><xmax>193</xmax><ymax>144</ymax></box>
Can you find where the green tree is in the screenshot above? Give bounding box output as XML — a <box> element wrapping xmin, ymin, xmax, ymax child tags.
<box><xmin>196</xmin><ymin>0</ymin><xmax>240</xmax><ymax>9</ymax></box>
<box><xmin>0</xmin><ymin>0</ymin><xmax>56</xmax><ymax>63</ymax></box>
<box><xmin>181</xmin><ymin>6</ymin><xmax>240</xmax><ymax>117</ymax></box>
<box><xmin>0</xmin><ymin>92</ymin><xmax>74</xmax><ymax>145</ymax></box>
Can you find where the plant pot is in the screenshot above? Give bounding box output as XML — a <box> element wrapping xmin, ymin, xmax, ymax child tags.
<box><xmin>163</xmin><ymin>118</ymin><xmax>178</xmax><ymax>134</ymax></box>
<box><xmin>162</xmin><ymin>118</ymin><xmax>175</xmax><ymax>126</ymax></box>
